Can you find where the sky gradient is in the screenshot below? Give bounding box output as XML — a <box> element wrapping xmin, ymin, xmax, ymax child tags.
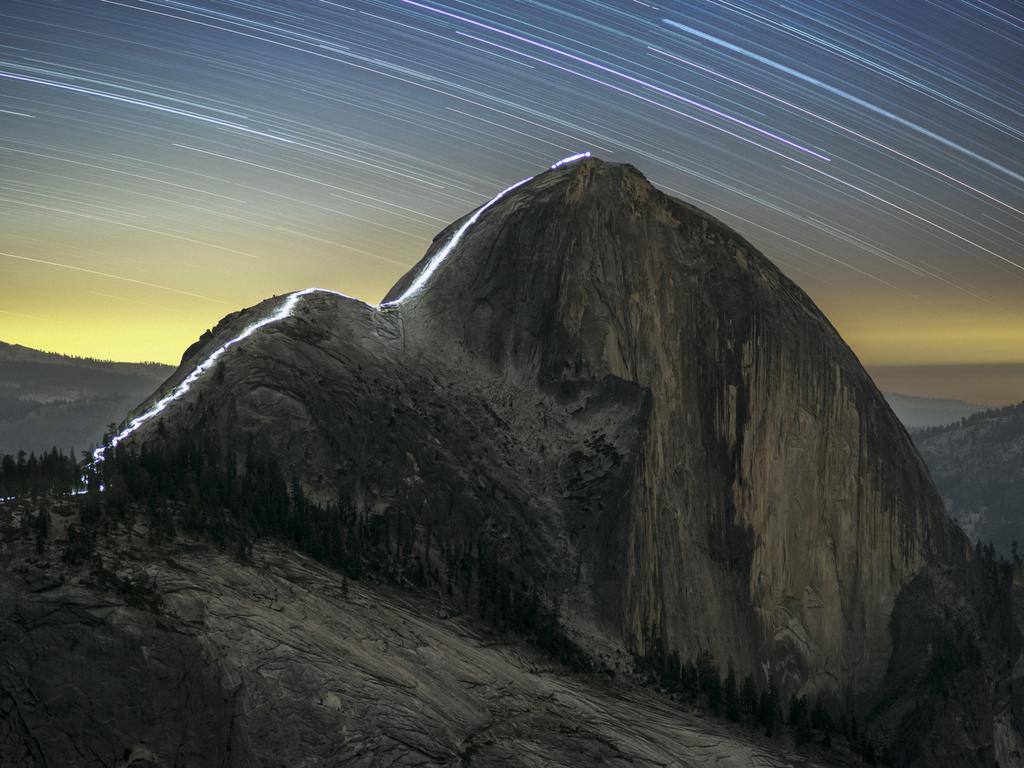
<box><xmin>1</xmin><ymin>0</ymin><xmax>1022</xmax><ymax>400</ymax></box>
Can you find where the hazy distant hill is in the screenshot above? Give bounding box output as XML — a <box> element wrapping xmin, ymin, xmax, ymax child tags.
<box><xmin>912</xmin><ymin>401</ymin><xmax>1024</xmax><ymax>553</ymax></box>
<box><xmin>869</xmin><ymin>362</ymin><xmax>1024</xmax><ymax>409</ymax></box>
<box><xmin>880</xmin><ymin>387</ymin><xmax>1024</xmax><ymax>556</ymax></box>
<box><xmin>883</xmin><ymin>391</ymin><xmax>990</xmax><ymax>430</ymax></box>
<box><xmin>0</xmin><ymin>341</ymin><xmax>172</xmax><ymax>456</ymax></box>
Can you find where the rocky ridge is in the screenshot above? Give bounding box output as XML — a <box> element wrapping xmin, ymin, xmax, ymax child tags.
<box><xmin>144</xmin><ymin>158</ymin><xmax>961</xmax><ymax>698</ymax></box>
<box><xmin>1</xmin><ymin>156</ymin><xmax>1020</xmax><ymax>766</ymax></box>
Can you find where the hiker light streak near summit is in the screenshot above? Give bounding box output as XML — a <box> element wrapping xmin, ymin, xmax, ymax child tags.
<box><xmin>89</xmin><ymin>152</ymin><xmax>591</xmax><ymax>469</ymax></box>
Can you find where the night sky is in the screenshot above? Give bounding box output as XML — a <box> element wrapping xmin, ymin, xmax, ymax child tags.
<box><xmin>1</xmin><ymin>1</ymin><xmax>1022</xmax><ymax>400</ymax></box>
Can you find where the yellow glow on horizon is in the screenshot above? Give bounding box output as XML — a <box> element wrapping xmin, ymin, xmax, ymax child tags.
<box><xmin>4</xmin><ymin>279</ymin><xmax>1023</xmax><ymax>370</ymax></box>
<box><xmin>842</xmin><ymin>321</ymin><xmax>1024</xmax><ymax>367</ymax></box>
<box><xmin>0</xmin><ymin>230</ymin><xmax>412</xmax><ymax>364</ymax></box>
<box><xmin>2</xmin><ymin>230</ymin><xmax>1023</xmax><ymax>409</ymax></box>
<box><xmin>0</xmin><ymin>280</ymin><xmax>385</xmax><ymax>365</ymax></box>
<box><xmin>802</xmin><ymin>281</ymin><xmax>1024</xmax><ymax>369</ymax></box>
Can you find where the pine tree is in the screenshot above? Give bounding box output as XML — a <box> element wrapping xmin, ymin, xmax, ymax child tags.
<box><xmin>788</xmin><ymin>694</ymin><xmax>804</xmax><ymax>727</ymax></box>
<box><xmin>696</xmin><ymin>650</ymin><xmax>722</xmax><ymax>714</ymax></box>
<box><xmin>33</xmin><ymin>507</ymin><xmax>50</xmax><ymax>552</ymax></box>
<box><xmin>790</xmin><ymin>694</ymin><xmax>813</xmax><ymax>745</ymax></box>
<box><xmin>811</xmin><ymin>697</ymin><xmax>833</xmax><ymax>748</ymax></box>
<box><xmin>740</xmin><ymin>674</ymin><xmax>758</xmax><ymax>720</ymax></box>
<box><xmin>758</xmin><ymin>681</ymin><xmax>777</xmax><ymax>737</ymax></box>
<box><xmin>724</xmin><ymin>663</ymin><xmax>740</xmax><ymax>722</ymax></box>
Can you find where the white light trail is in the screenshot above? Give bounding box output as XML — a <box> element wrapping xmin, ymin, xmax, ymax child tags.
<box><xmin>88</xmin><ymin>152</ymin><xmax>591</xmax><ymax>469</ymax></box>
<box><xmin>661</xmin><ymin>18</ymin><xmax>1024</xmax><ymax>186</ymax></box>
<box><xmin>0</xmin><ymin>70</ymin><xmax>294</xmax><ymax>145</ymax></box>
<box><xmin>90</xmin><ymin>286</ymin><xmax>358</xmax><ymax>468</ymax></box>
<box><xmin>0</xmin><ymin>252</ymin><xmax>223</xmax><ymax>303</ymax></box>
<box><xmin>397</xmin><ymin>0</ymin><xmax>831</xmax><ymax>162</ymax></box>
<box><xmin>551</xmin><ymin>151</ymin><xmax>591</xmax><ymax>169</ymax></box>
<box><xmin>0</xmin><ymin>488</ymin><xmax>89</xmax><ymax>505</ymax></box>
<box><xmin>378</xmin><ymin>173</ymin><xmax>537</xmax><ymax>307</ymax></box>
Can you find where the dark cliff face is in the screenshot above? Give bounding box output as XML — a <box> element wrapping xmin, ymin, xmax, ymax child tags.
<box><xmin>95</xmin><ymin>157</ymin><xmax>1020</xmax><ymax>763</ymax></box>
<box><xmin>388</xmin><ymin>158</ymin><xmax>962</xmax><ymax>695</ymax></box>
<box><xmin>143</xmin><ymin>159</ymin><xmax>963</xmax><ymax>686</ymax></box>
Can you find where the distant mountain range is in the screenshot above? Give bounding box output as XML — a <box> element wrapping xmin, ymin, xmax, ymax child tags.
<box><xmin>875</xmin><ymin>390</ymin><xmax>1024</xmax><ymax>554</ymax></box>
<box><xmin>869</xmin><ymin>362</ymin><xmax>1024</xmax><ymax>411</ymax></box>
<box><xmin>0</xmin><ymin>341</ymin><xmax>173</xmax><ymax>456</ymax></box>
<box><xmin>911</xmin><ymin>400</ymin><xmax>1024</xmax><ymax>553</ymax></box>
<box><xmin>882</xmin><ymin>391</ymin><xmax>990</xmax><ymax>430</ymax></box>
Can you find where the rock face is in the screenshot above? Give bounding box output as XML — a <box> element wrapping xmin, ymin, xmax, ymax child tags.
<box><xmin>125</xmin><ymin>157</ymin><xmax>962</xmax><ymax>706</ymax></box>
<box><xmin>386</xmin><ymin>159</ymin><xmax>962</xmax><ymax>699</ymax></box>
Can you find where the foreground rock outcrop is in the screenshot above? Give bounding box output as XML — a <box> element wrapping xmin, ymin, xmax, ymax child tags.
<box><xmin>0</xmin><ymin>506</ymin><xmax>837</xmax><ymax>768</ymax></box>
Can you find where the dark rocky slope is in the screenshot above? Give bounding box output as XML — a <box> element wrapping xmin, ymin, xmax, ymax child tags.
<box><xmin>1</xmin><ymin>500</ymin><xmax>850</xmax><ymax>768</ymax></box>
<box><xmin>2</xmin><ymin>157</ymin><xmax>1020</xmax><ymax>766</ymax></box>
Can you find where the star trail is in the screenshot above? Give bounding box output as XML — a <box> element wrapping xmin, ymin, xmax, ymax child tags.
<box><xmin>1</xmin><ymin>0</ymin><xmax>1022</xmax><ymax>400</ymax></box>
